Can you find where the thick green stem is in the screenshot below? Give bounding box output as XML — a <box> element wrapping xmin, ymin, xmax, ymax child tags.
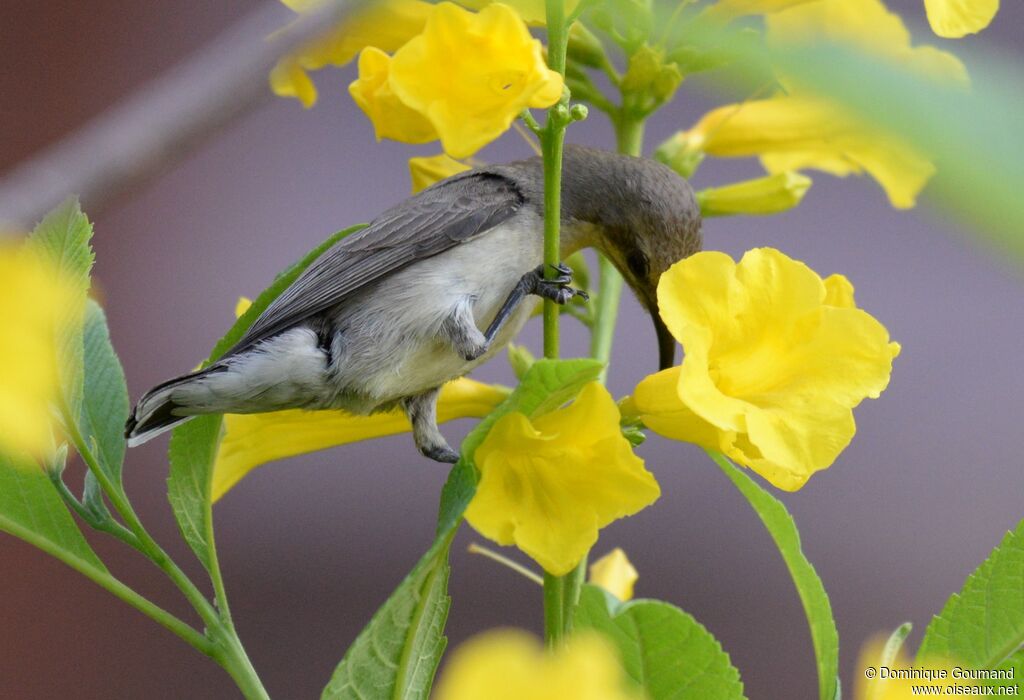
<box><xmin>540</xmin><ymin>0</ymin><xmax>577</xmax><ymax>646</ymax></box>
<box><xmin>541</xmin><ymin>129</ymin><xmax>565</xmax><ymax>360</ymax></box>
<box><xmin>216</xmin><ymin>634</ymin><xmax>271</xmax><ymax>700</ymax></box>
<box><xmin>543</xmin><ymin>572</ymin><xmax>566</xmax><ymax>646</ymax></box>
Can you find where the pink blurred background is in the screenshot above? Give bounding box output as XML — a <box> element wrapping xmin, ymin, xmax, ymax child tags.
<box><xmin>2</xmin><ymin>1</ymin><xmax>1023</xmax><ymax>697</ymax></box>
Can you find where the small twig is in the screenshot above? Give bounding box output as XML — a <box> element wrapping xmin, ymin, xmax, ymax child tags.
<box><xmin>467</xmin><ymin>543</ymin><xmax>544</xmax><ymax>585</ymax></box>
<box><xmin>512</xmin><ymin>121</ymin><xmax>543</xmax><ymax>156</ymax></box>
<box><xmin>0</xmin><ymin>0</ymin><xmax>356</xmax><ymax>229</ymax></box>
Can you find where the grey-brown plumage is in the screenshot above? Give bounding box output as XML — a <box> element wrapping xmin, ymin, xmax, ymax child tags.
<box><xmin>126</xmin><ymin>145</ymin><xmax>702</xmax><ymax>461</ymax></box>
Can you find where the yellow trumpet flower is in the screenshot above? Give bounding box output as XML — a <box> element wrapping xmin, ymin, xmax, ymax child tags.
<box><xmin>270</xmin><ymin>0</ymin><xmax>432</xmax><ymax>108</ymax></box>
<box><xmin>465</xmin><ymin>382</ymin><xmax>660</xmax><ymax>576</ymax></box>
<box><xmin>0</xmin><ymin>246</ymin><xmax>77</xmax><ymax>459</ymax></box>
<box><xmin>387</xmin><ymin>2</ymin><xmax>563</xmax><ymax>158</ymax></box>
<box><xmin>633</xmin><ymin>248</ymin><xmax>900</xmax><ymax>491</ymax></box>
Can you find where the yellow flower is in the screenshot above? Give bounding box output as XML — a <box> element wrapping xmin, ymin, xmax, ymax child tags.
<box><xmin>697</xmin><ymin>171</ymin><xmax>812</xmax><ymax>217</ymax></box>
<box><xmin>349</xmin><ymin>47</ymin><xmax>439</xmax><ymax>144</ymax></box>
<box><xmin>678</xmin><ymin>95</ymin><xmax>935</xmax><ymax>210</ymax></box>
<box><xmin>924</xmin><ymin>0</ymin><xmax>999</xmax><ymax>38</ymax></box>
<box><xmin>212</xmin><ymin>378</ymin><xmax>507</xmax><ymax>501</ymax></box>
<box><xmin>210</xmin><ymin>298</ymin><xmax>508</xmax><ymax>501</ymax></box>
<box><xmin>465</xmin><ymin>382</ymin><xmax>660</xmax><ymax>576</ymax></box>
<box><xmin>388</xmin><ymin>2</ymin><xmax>563</xmax><ymax>158</ymax></box>
<box><xmin>456</xmin><ymin>0</ymin><xmax>582</xmax><ymax>25</ymax></box>
<box><xmin>270</xmin><ymin>0</ymin><xmax>431</xmax><ymax>107</ymax></box>
<box><xmin>589</xmin><ymin>548</ymin><xmax>638</xmax><ymax>601</ymax></box>
<box><xmin>409</xmin><ymin>154</ymin><xmax>471</xmax><ymax>193</ymax></box>
<box><xmin>434</xmin><ymin>629</ymin><xmax>640</xmax><ymax>700</ymax></box>
<box><xmin>764</xmin><ymin>0</ymin><xmax>970</xmax><ymax>80</ymax></box>
<box><xmin>678</xmin><ymin>0</ymin><xmax>968</xmax><ymax>209</ymax></box>
<box><xmin>0</xmin><ymin>246</ymin><xmax>75</xmax><ymax>458</ymax></box>
<box><xmin>633</xmin><ymin>248</ymin><xmax>900</xmax><ymax>491</ymax></box>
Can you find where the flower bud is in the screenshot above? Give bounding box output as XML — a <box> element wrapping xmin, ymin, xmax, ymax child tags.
<box><xmin>654</xmin><ymin>132</ymin><xmax>705</xmax><ymax>179</ymax></box>
<box><xmin>569</xmin><ymin>103</ymin><xmax>589</xmax><ymax>122</ymax></box>
<box><xmin>621</xmin><ymin>45</ymin><xmax>662</xmax><ymax>91</ymax></box>
<box><xmin>696</xmin><ymin>171</ymin><xmax>812</xmax><ymax>217</ymax></box>
<box><xmin>566</xmin><ymin>23</ymin><xmax>607</xmax><ymax>69</ymax></box>
<box><xmin>652</xmin><ymin>62</ymin><xmax>683</xmax><ymax>102</ymax></box>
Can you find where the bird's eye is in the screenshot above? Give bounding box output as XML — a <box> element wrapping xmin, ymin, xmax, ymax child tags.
<box><xmin>627</xmin><ymin>250</ymin><xmax>650</xmax><ymax>278</ymax></box>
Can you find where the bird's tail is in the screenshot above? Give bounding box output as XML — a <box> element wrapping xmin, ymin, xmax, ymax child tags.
<box><xmin>124</xmin><ymin>368</ymin><xmax>213</xmax><ymax>447</ymax></box>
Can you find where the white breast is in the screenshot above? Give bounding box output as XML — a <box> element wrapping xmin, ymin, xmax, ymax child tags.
<box><xmin>326</xmin><ymin>213</ymin><xmax>545</xmax><ymax>407</ymax></box>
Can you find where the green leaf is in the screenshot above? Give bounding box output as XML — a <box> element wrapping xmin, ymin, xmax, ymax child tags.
<box><xmin>167</xmin><ymin>225</ymin><xmax>365</xmax><ymax>568</ymax></box>
<box><xmin>26</xmin><ymin>197</ymin><xmax>94</xmax><ymax>420</ymax></box>
<box><xmin>321</xmin><ymin>533</ymin><xmax>454</xmax><ymax>700</ymax></box>
<box><xmin>79</xmin><ymin>300</ymin><xmax>129</xmax><ymax>488</ymax></box>
<box><xmin>917</xmin><ymin>519</ymin><xmax>1024</xmax><ymax>667</ymax></box>
<box><xmin>0</xmin><ymin>452</ymin><xmax>107</xmax><ymax>576</ymax></box>
<box><xmin>574</xmin><ymin>584</ymin><xmax>746</xmax><ymax>699</ymax></box>
<box><xmin>708</xmin><ymin>451</ymin><xmax>839</xmax><ymax>700</ymax></box>
<box><xmin>506</xmin><ymin>343</ymin><xmax>536</xmax><ymax>381</ymax></box>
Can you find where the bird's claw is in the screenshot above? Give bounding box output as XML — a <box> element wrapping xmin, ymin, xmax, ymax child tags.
<box><xmin>532</xmin><ymin>262</ymin><xmax>588</xmax><ymax>305</ymax></box>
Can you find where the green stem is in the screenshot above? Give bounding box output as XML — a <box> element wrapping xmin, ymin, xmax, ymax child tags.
<box><xmin>543</xmin><ymin>572</ymin><xmax>566</xmax><ymax>646</ymax></box>
<box><xmin>541</xmin><ymin>127</ymin><xmax>565</xmax><ymax>360</ymax></box>
<box><xmin>60</xmin><ymin>405</ymin><xmax>269</xmax><ymax>698</ymax></box>
<box><xmin>6</xmin><ymin>514</ymin><xmax>210</xmax><ymax>654</ymax></box>
<box><xmin>216</xmin><ymin>635</ymin><xmax>271</xmax><ymax>700</ymax></box>
<box><xmin>540</xmin><ymin>0</ymin><xmax>578</xmax><ymax>646</ymax></box>
<box><xmin>541</xmin><ymin>0</ymin><xmax>570</xmax><ymax>361</ymax></box>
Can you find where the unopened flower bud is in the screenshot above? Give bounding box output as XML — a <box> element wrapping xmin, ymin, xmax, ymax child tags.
<box><xmin>654</xmin><ymin>131</ymin><xmax>706</xmax><ymax>179</ymax></box>
<box><xmin>697</xmin><ymin>171</ymin><xmax>813</xmax><ymax>217</ymax></box>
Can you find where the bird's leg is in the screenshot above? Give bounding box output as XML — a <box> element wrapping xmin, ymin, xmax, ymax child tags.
<box><xmin>443</xmin><ymin>263</ymin><xmax>588</xmax><ymax>362</ymax></box>
<box><xmin>401</xmin><ymin>387</ymin><xmax>459</xmax><ymax>463</ymax></box>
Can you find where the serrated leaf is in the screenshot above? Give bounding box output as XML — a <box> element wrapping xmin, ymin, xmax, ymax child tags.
<box><xmin>168</xmin><ymin>225</ymin><xmax>365</xmax><ymax>568</ymax></box>
<box><xmin>0</xmin><ymin>452</ymin><xmax>107</xmax><ymax>575</ymax></box>
<box><xmin>79</xmin><ymin>300</ymin><xmax>129</xmax><ymax>488</ymax></box>
<box><xmin>917</xmin><ymin>519</ymin><xmax>1024</xmax><ymax>667</ymax></box>
<box><xmin>574</xmin><ymin>584</ymin><xmax>746</xmax><ymax>700</ymax></box>
<box><xmin>322</xmin><ymin>533</ymin><xmax>454</xmax><ymax>700</ymax></box>
<box><xmin>708</xmin><ymin>451</ymin><xmax>838</xmax><ymax>700</ymax></box>
<box><xmin>26</xmin><ymin>198</ymin><xmax>94</xmax><ymax>421</ymax></box>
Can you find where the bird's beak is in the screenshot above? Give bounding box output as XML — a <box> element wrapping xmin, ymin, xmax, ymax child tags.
<box><xmin>654</xmin><ymin>313</ymin><xmax>676</xmax><ymax>371</ymax></box>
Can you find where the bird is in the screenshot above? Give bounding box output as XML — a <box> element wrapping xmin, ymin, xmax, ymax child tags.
<box><xmin>125</xmin><ymin>144</ymin><xmax>702</xmax><ymax>462</ymax></box>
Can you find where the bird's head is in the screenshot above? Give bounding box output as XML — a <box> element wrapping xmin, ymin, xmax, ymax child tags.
<box><xmin>561</xmin><ymin>146</ymin><xmax>703</xmax><ymax>371</ymax></box>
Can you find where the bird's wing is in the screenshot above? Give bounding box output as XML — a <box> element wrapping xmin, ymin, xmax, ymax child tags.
<box><xmin>224</xmin><ymin>171</ymin><xmax>524</xmax><ymax>358</ymax></box>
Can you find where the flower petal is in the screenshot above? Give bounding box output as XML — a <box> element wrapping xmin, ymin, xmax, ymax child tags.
<box><xmin>349</xmin><ymin>47</ymin><xmax>438</xmax><ymax>143</ymax></box>
<box><xmin>211</xmin><ymin>378</ymin><xmax>507</xmax><ymax>501</ymax></box>
<box><xmin>925</xmin><ymin>0</ymin><xmax>999</xmax><ymax>38</ymax></box>
<box><xmin>389</xmin><ymin>2</ymin><xmax>562</xmax><ymax>158</ymax></box>
<box><xmin>408</xmin><ymin>154</ymin><xmax>471</xmax><ymax>193</ymax></box>
<box><xmin>589</xmin><ymin>548</ymin><xmax>639</xmax><ymax>601</ymax></box>
<box><xmin>466</xmin><ymin>383</ymin><xmax>659</xmax><ymax>575</ymax></box>
<box><xmin>637</xmin><ymin>248</ymin><xmax>899</xmax><ymax>490</ymax></box>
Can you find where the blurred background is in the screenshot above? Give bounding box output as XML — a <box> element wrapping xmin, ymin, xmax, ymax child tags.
<box><xmin>2</xmin><ymin>1</ymin><xmax>1022</xmax><ymax>697</ymax></box>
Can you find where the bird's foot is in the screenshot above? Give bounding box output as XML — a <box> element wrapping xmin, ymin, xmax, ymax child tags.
<box><xmin>530</xmin><ymin>263</ymin><xmax>589</xmax><ymax>305</ymax></box>
<box><xmin>422</xmin><ymin>444</ymin><xmax>460</xmax><ymax>464</ymax></box>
